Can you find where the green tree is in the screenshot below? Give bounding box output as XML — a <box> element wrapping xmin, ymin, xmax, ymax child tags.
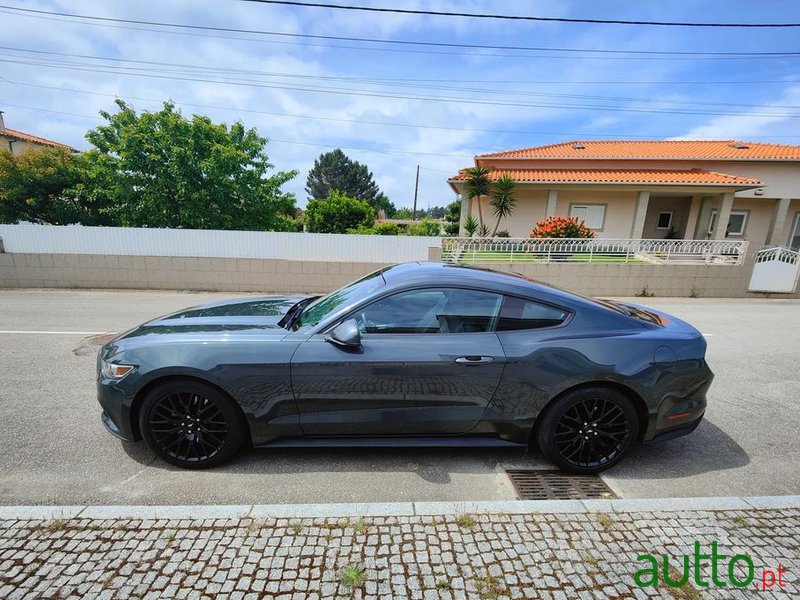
<box><xmin>489</xmin><ymin>174</ymin><xmax>517</xmax><ymax>236</ymax></box>
<box><xmin>305</xmin><ymin>190</ymin><xmax>375</xmax><ymax>234</ymax></box>
<box><xmin>84</xmin><ymin>100</ymin><xmax>297</xmax><ymax>230</ymax></box>
<box><xmin>0</xmin><ymin>147</ymin><xmax>114</xmax><ymax>225</ymax></box>
<box><xmin>393</xmin><ymin>207</ymin><xmax>414</xmax><ymax>219</ymax></box>
<box><xmin>406</xmin><ymin>218</ymin><xmax>442</xmax><ymax>236</ymax></box>
<box><xmin>305</xmin><ymin>149</ymin><xmax>394</xmax><ymax>215</ymax></box>
<box><xmin>444</xmin><ymin>199</ymin><xmax>461</xmax><ymax>235</ymax></box>
<box><xmin>462</xmin><ymin>166</ymin><xmax>492</xmax><ymax>234</ymax></box>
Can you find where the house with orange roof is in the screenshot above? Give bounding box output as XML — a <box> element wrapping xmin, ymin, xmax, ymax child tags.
<box><xmin>449</xmin><ymin>140</ymin><xmax>800</xmax><ymax>251</ymax></box>
<box><xmin>0</xmin><ymin>111</ymin><xmax>78</xmax><ymax>155</ymax></box>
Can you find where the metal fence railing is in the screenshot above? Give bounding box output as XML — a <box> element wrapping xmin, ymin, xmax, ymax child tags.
<box><xmin>754</xmin><ymin>246</ymin><xmax>799</xmax><ymax>265</ymax></box>
<box><xmin>441</xmin><ymin>237</ymin><xmax>749</xmax><ymax>266</ymax></box>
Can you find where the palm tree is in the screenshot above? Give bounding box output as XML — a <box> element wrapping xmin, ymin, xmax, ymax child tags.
<box><xmin>489</xmin><ymin>174</ymin><xmax>517</xmax><ymax>236</ymax></box>
<box><xmin>462</xmin><ymin>166</ymin><xmax>492</xmax><ymax>235</ymax></box>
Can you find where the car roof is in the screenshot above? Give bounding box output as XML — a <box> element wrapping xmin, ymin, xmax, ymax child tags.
<box><xmin>379</xmin><ymin>262</ymin><xmax>599</xmax><ymax>310</ymax></box>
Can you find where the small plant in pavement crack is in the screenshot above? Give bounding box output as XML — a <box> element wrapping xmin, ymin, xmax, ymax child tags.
<box><xmin>338</xmin><ymin>562</ymin><xmax>367</xmax><ymax>589</ymax></box>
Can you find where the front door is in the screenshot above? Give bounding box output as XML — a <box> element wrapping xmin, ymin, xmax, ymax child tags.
<box><xmin>290</xmin><ymin>287</ymin><xmax>506</xmax><ymax>436</ymax></box>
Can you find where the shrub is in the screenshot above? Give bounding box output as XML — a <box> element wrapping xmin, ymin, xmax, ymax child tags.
<box><xmin>305</xmin><ymin>189</ymin><xmax>375</xmax><ymax>234</ymax></box>
<box><xmin>406</xmin><ymin>218</ymin><xmax>442</xmax><ymax>236</ymax></box>
<box><xmin>529</xmin><ymin>216</ymin><xmax>594</xmax><ymax>239</ymax></box>
<box><xmin>373</xmin><ymin>221</ymin><xmax>402</xmax><ymax>235</ymax></box>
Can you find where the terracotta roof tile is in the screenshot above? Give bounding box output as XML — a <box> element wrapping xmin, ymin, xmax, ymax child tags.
<box><xmin>1</xmin><ymin>128</ymin><xmax>77</xmax><ymax>151</ymax></box>
<box><xmin>477</xmin><ymin>140</ymin><xmax>800</xmax><ymax>160</ymax></box>
<box><xmin>449</xmin><ymin>168</ymin><xmax>761</xmax><ymax>186</ymax></box>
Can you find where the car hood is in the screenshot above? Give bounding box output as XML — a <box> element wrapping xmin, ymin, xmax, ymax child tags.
<box><xmin>108</xmin><ymin>295</ymin><xmax>310</xmax><ymax>346</ymax></box>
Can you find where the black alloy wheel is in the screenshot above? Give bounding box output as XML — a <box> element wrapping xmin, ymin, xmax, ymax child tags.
<box><xmin>536</xmin><ymin>386</ymin><xmax>639</xmax><ymax>474</ymax></box>
<box><xmin>139</xmin><ymin>380</ymin><xmax>246</xmax><ymax>468</ymax></box>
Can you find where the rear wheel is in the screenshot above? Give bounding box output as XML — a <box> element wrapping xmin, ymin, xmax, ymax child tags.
<box><xmin>139</xmin><ymin>380</ymin><xmax>246</xmax><ymax>469</ymax></box>
<box><xmin>536</xmin><ymin>386</ymin><xmax>639</xmax><ymax>474</ymax></box>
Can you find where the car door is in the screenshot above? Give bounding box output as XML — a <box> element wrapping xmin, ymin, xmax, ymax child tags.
<box><xmin>290</xmin><ymin>287</ymin><xmax>506</xmax><ymax>436</ymax></box>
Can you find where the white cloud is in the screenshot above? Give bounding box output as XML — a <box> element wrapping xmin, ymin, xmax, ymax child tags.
<box><xmin>673</xmin><ymin>85</ymin><xmax>800</xmax><ymax>140</ymax></box>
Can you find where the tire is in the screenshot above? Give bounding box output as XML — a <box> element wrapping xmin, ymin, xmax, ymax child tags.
<box><xmin>536</xmin><ymin>386</ymin><xmax>639</xmax><ymax>474</ymax></box>
<box><xmin>138</xmin><ymin>379</ymin><xmax>246</xmax><ymax>469</ymax></box>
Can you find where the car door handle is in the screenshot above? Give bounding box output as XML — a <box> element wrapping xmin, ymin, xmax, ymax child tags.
<box><xmin>454</xmin><ymin>356</ymin><xmax>494</xmax><ymax>364</ymax></box>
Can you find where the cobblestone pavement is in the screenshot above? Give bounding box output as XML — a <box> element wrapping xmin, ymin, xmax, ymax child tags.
<box><xmin>1</xmin><ymin>503</ymin><xmax>797</xmax><ymax>599</ymax></box>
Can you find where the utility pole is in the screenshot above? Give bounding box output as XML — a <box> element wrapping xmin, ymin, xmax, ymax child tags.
<box><xmin>412</xmin><ymin>164</ymin><xmax>420</xmax><ymax>221</ymax></box>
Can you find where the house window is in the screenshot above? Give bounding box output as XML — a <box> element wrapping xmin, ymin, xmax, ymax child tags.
<box><xmin>656</xmin><ymin>211</ymin><xmax>673</xmax><ymax>230</ymax></box>
<box><xmin>789</xmin><ymin>213</ymin><xmax>800</xmax><ymax>251</ymax></box>
<box><xmin>708</xmin><ymin>209</ymin><xmax>748</xmax><ymax>237</ymax></box>
<box><xmin>569</xmin><ymin>204</ymin><xmax>605</xmax><ymax>229</ymax></box>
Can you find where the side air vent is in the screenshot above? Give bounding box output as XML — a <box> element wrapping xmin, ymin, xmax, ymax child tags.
<box><xmin>572</xmin><ymin>143</ymin><xmax>586</xmax><ymax>150</ymax></box>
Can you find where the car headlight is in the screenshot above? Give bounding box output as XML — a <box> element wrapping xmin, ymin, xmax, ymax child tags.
<box><xmin>101</xmin><ymin>360</ymin><xmax>135</xmax><ymax>380</ymax></box>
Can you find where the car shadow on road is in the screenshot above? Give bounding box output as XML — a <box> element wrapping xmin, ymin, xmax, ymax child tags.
<box><xmin>121</xmin><ymin>442</ymin><xmax>548</xmax><ymax>484</ymax></box>
<box><xmin>120</xmin><ymin>419</ymin><xmax>746</xmax><ymax>484</ymax></box>
<box><xmin>610</xmin><ymin>419</ymin><xmax>749</xmax><ymax>480</ymax></box>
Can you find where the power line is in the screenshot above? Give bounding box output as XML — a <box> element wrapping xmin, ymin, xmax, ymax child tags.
<box><xmin>5</xmin><ymin>46</ymin><xmax>800</xmax><ymax>111</ymax></box>
<box><xmin>240</xmin><ymin>0</ymin><xmax>800</xmax><ymax>28</ymax></box>
<box><xmin>5</xmin><ymin>56</ymin><xmax>800</xmax><ymax>119</ymax></box>
<box><xmin>15</xmin><ymin>79</ymin><xmax>800</xmax><ymax>139</ymax></box>
<box><xmin>1</xmin><ymin>4</ymin><xmax>799</xmax><ymax>60</ymax></box>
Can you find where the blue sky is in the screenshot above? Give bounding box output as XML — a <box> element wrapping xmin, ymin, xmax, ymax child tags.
<box><xmin>2</xmin><ymin>1</ymin><xmax>800</xmax><ymax>210</ymax></box>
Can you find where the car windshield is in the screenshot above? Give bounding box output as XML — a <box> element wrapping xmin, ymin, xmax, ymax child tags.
<box><xmin>292</xmin><ymin>269</ymin><xmax>386</xmax><ymax>330</ymax></box>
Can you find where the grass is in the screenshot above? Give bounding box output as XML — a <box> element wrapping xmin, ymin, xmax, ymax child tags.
<box><xmin>436</xmin><ymin>579</ymin><xmax>452</xmax><ymax>591</ymax></box>
<box><xmin>41</xmin><ymin>519</ymin><xmax>68</xmax><ymax>533</ymax></box>
<box><xmin>596</xmin><ymin>513</ymin><xmax>614</xmax><ymax>529</ymax></box>
<box><xmin>353</xmin><ymin>518</ymin><xmax>368</xmax><ymax>534</ymax></box>
<box><xmin>474</xmin><ymin>575</ymin><xmax>504</xmax><ymax>600</ymax></box>
<box><xmin>455</xmin><ymin>514</ymin><xmax>478</xmax><ymax>529</ymax></box>
<box><xmin>164</xmin><ymin>531</ymin><xmax>176</xmax><ymax>544</ymax></box>
<box><xmin>584</xmin><ymin>554</ymin><xmax>599</xmax><ymax>566</ymax></box>
<box><xmin>290</xmin><ymin>522</ymin><xmax>303</xmax><ymax>535</ymax></box>
<box><xmin>338</xmin><ymin>563</ymin><xmax>367</xmax><ymax>589</ymax></box>
<box><xmin>731</xmin><ymin>516</ymin><xmax>749</xmax><ymax>527</ymax></box>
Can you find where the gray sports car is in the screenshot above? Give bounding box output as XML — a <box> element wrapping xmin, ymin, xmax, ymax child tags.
<box><xmin>97</xmin><ymin>262</ymin><xmax>712</xmax><ymax>473</ymax></box>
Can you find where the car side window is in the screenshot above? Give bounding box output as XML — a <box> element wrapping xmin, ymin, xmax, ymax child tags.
<box><xmin>355</xmin><ymin>288</ymin><xmax>503</xmax><ymax>334</ymax></box>
<box><xmin>496</xmin><ymin>296</ymin><xmax>569</xmax><ymax>331</ymax></box>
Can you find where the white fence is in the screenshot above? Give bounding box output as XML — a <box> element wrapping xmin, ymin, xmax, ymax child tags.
<box><xmin>0</xmin><ymin>224</ymin><xmax>441</xmax><ymax>263</ymax></box>
<box><xmin>441</xmin><ymin>237</ymin><xmax>749</xmax><ymax>265</ymax></box>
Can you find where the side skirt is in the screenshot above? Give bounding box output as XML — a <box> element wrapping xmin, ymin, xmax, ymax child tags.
<box><xmin>254</xmin><ymin>436</ymin><xmax>527</xmax><ymax>449</ymax></box>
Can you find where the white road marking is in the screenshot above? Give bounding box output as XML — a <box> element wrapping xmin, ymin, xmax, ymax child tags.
<box><xmin>0</xmin><ymin>330</ymin><xmax>110</xmax><ymax>335</ymax></box>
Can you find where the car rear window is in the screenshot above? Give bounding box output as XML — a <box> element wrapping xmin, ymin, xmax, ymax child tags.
<box><xmin>496</xmin><ymin>296</ymin><xmax>569</xmax><ymax>331</ymax></box>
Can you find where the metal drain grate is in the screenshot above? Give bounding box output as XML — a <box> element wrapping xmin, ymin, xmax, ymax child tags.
<box><xmin>506</xmin><ymin>469</ymin><xmax>617</xmax><ymax>500</ymax></box>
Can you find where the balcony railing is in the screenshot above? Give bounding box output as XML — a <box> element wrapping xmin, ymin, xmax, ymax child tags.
<box><xmin>441</xmin><ymin>237</ymin><xmax>749</xmax><ymax>266</ymax></box>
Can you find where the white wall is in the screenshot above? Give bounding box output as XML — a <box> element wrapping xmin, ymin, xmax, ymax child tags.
<box><xmin>0</xmin><ymin>225</ymin><xmax>441</xmax><ymax>263</ymax></box>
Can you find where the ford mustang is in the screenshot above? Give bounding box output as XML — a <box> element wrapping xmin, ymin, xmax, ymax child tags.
<box><xmin>97</xmin><ymin>262</ymin><xmax>712</xmax><ymax>473</ymax></box>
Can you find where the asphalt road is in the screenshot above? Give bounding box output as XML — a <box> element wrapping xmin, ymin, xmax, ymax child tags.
<box><xmin>1</xmin><ymin>288</ymin><xmax>798</xmax><ymax>505</ymax></box>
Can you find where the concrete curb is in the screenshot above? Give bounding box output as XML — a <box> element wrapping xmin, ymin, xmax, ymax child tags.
<box><xmin>0</xmin><ymin>495</ymin><xmax>798</xmax><ymax>521</ymax></box>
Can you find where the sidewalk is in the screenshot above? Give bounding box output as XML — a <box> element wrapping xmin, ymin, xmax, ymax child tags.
<box><xmin>1</xmin><ymin>497</ymin><xmax>797</xmax><ymax>599</ymax></box>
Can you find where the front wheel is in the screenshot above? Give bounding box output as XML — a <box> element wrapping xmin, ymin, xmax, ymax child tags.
<box><xmin>536</xmin><ymin>386</ymin><xmax>639</xmax><ymax>474</ymax></box>
<box><xmin>139</xmin><ymin>379</ymin><xmax>246</xmax><ymax>469</ymax></box>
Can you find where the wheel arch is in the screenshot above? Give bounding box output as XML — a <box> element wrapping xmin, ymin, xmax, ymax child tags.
<box><xmin>531</xmin><ymin>380</ymin><xmax>650</xmax><ymax>445</ymax></box>
<box><xmin>130</xmin><ymin>374</ymin><xmax>252</xmax><ymax>444</ymax></box>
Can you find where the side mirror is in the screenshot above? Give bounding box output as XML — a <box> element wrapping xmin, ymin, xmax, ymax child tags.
<box><xmin>325</xmin><ymin>319</ymin><xmax>362</xmax><ymax>348</ymax></box>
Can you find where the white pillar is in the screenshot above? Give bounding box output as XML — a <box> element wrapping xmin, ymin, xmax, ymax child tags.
<box><xmin>767</xmin><ymin>198</ymin><xmax>791</xmax><ymax>246</ymax></box>
<box><xmin>545</xmin><ymin>189</ymin><xmax>558</xmax><ymax>217</ymax></box>
<box><xmin>458</xmin><ymin>190</ymin><xmax>472</xmax><ymax>236</ymax></box>
<box><xmin>712</xmin><ymin>192</ymin><xmax>735</xmax><ymax>240</ymax></box>
<box><xmin>630</xmin><ymin>191</ymin><xmax>650</xmax><ymax>239</ymax></box>
<box><xmin>684</xmin><ymin>194</ymin><xmax>702</xmax><ymax>239</ymax></box>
